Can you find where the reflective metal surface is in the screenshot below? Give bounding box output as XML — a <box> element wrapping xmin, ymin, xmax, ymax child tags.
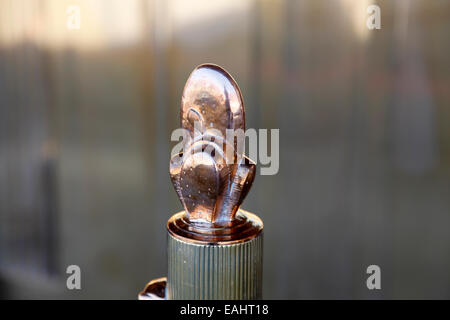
<box><xmin>167</xmin><ymin>209</ymin><xmax>263</xmax><ymax>244</ymax></box>
<box><xmin>138</xmin><ymin>277</ymin><xmax>167</xmax><ymax>300</ymax></box>
<box><xmin>167</xmin><ymin>231</ymin><xmax>263</xmax><ymax>299</ymax></box>
<box><xmin>170</xmin><ymin>64</ymin><xmax>256</xmax><ymax>226</ymax></box>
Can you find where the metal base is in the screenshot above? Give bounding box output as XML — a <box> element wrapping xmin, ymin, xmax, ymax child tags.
<box><xmin>167</xmin><ymin>231</ymin><xmax>263</xmax><ymax>300</ymax></box>
<box><xmin>138</xmin><ymin>277</ymin><xmax>167</xmax><ymax>300</ymax></box>
<box><xmin>139</xmin><ymin>209</ymin><xmax>263</xmax><ymax>300</ymax></box>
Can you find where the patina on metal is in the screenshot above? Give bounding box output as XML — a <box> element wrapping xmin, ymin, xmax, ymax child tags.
<box><xmin>140</xmin><ymin>64</ymin><xmax>263</xmax><ymax>300</ymax></box>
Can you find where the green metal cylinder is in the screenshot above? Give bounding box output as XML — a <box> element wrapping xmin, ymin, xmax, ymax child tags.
<box><xmin>167</xmin><ymin>231</ymin><xmax>263</xmax><ymax>300</ymax></box>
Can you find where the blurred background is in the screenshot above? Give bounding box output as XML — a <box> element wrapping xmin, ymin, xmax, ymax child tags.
<box><xmin>0</xmin><ymin>0</ymin><xmax>449</xmax><ymax>299</ymax></box>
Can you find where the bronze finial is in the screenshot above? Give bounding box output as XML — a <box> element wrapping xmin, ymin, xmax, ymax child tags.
<box><xmin>140</xmin><ymin>64</ymin><xmax>264</xmax><ymax>300</ymax></box>
<box><xmin>169</xmin><ymin>64</ymin><xmax>256</xmax><ymax>225</ymax></box>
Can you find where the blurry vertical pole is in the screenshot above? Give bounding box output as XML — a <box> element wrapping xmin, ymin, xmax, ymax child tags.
<box><xmin>276</xmin><ymin>0</ymin><xmax>301</xmax><ymax>298</ymax></box>
<box><xmin>2</xmin><ymin>0</ymin><xmax>19</xmax><ymax>268</ymax></box>
<box><xmin>347</xmin><ymin>2</ymin><xmax>393</xmax><ymax>299</ymax></box>
<box><xmin>249</xmin><ymin>0</ymin><xmax>262</xmax><ymax>241</ymax></box>
<box><xmin>137</xmin><ymin>0</ymin><xmax>155</xmax><ymax>168</ymax></box>
<box><xmin>37</xmin><ymin>0</ymin><xmax>60</xmax><ymax>276</ymax></box>
<box><xmin>346</xmin><ymin>2</ymin><xmax>374</xmax><ymax>298</ymax></box>
<box><xmin>0</xmin><ymin>4</ymin><xmax>6</xmax><ymax>265</ymax></box>
<box><xmin>250</xmin><ymin>0</ymin><xmax>261</xmax><ymax>129</ymax></box>
<box><xmin>389</xmin><ymin>0</ymin><xmax>442</xmax><ymax>298</ymax></box>
<box><xmin>249</xmin><ymin>0</ymin><xmax>284</xmax><ymax>298</ymax></box>
<box><xmin>152</xmin><ymin>0</ymin><xmax>171</xmax><ymax>258</ymax></box>
<box><xmin>392</xmin><ymin>0</ymin><xmax>436</xmax><ymax>173</ymax></box>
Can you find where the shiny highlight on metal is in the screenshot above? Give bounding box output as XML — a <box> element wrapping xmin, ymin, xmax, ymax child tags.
<box><xmin>139</xmin><ymin>277</ymin><xmax>167</xmax><ymax>300</ymax></box>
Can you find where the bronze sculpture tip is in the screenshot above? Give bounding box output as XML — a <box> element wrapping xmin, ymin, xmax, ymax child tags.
<box><xmin>169</xmin><ymin>64</ymin><xmax>256</xmax><ymax>229</ymax></box>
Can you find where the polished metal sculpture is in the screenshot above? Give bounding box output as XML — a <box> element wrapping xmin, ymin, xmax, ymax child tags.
<box><xmin>170</xmin><ymin>64</ymin><xmax>256</xmax><ymax>224</ymax></box>
<box><xmin>140</xmin><ymin>64</ymin><xmax>263</xmax><ymax>300</ymax></box>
